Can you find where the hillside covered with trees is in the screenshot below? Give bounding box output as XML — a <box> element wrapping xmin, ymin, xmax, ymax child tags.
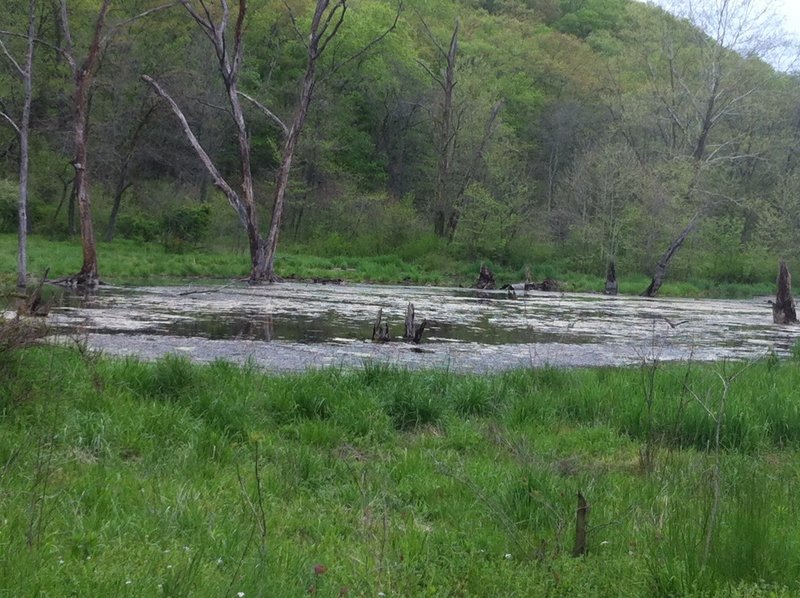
<box><xmin>2</xmin><ymin>0</ymin><xmax>800</xmax><ymax>289</ymax></box>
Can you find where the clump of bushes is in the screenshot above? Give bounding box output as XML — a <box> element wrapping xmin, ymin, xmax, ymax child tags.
<box><xmin>161</xmin><ymin>204</ymin><xmax>211</xmax><ymax>253</ymax></box>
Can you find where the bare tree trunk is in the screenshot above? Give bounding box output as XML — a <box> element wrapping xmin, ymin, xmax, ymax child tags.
<box><xmin>261</xmin><ymin>67</ymin><xmax>316</xmax><ymax>281</ymax></box>
<box><xmin>641</xmin><ymin>216</ymin><xmax>696</xmax><ymax>297</ymax></box>
<box><xmin>59</xmin><ymin>0</ymin><xmax>112</xmax><ymax>286</ymax></box>
<box><xmin>0</xmin><ymin>0</ymin><xmax>37</xmax><ymax>288</ymax></box>
<box><xmin>261</xmin><ymin>0</ymin><xmax>347</xmax><ymax>281</ymax></box>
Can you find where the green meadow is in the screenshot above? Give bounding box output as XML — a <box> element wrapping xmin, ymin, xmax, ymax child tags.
<box><xmin>2</xmin><ymin>325</ymin><xmax>800</xmax><ymax>595</ymax></box>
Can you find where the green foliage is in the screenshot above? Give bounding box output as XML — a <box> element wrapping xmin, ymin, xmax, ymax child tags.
<box><xmin>161</xmin><ymin>204</ymin><xmax>212</xmax><ymax>253</ymax></box>
<box><xmin>3</xmin><ymin>349</ymin><xmax>800</xmax><ymax>594</ymax></box>
<box><xmin>0</xmin><ymin>179</ymin><xmax>18</xmax><ymax>233</ymax></box>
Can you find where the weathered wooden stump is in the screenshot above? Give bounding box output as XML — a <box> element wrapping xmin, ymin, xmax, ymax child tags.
<box><xmin>475</xmin><ymin>264</ymin><xmax>495</xmax><ymax>290</ymax></box>
<box><xmin>772</xmin><ymin>260</ymin><xmax>797</xmax><ymax>324</ymax></box>
<box><xmin>604</xmin><ymin>260</ymin><xmax>618</xmax><ymax>295</ymax></box>
<box><xmin>372</xmin><ymin>308</ymin><xmax>392</xmax><ymax>342</ymax></box>
<box><xmin>403</xmin><ymin>303</ymin><xmax>427</xmax><ymax>343</ymax></box>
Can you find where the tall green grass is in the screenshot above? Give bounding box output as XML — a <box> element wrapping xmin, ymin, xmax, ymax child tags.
<box><xmin>0</xmin><ymin>233</ymin><xmax>779</xmax><ymax>297</ymax></box>
<box><xmin>1</xmin><ymin>342</ymin><xmax>800</xmax><ymax>595</ymax></box>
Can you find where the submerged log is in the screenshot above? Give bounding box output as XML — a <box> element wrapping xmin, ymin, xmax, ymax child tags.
<box><xmin>372</xmin><ymin>308</ymin><xmax>392</xmax><ymax>342</ymax></box>
<box><xmin>772</xmin><ymin>260</ymin><xmax>797</xmax><ymax>324</ymax></box>
<box><xmin>604</xmin><ymin>260</ymin><xmax>618</xmax><ymax>296</ymax></box>
<box><xmin>403</xmin><ymin>303</ymin><xmax>427</xmax><ymax>343</ymax></box>
<box><xmin>475</xmin><ymin>264</ymin><xmax>496</xmax><ymax>290</ymax></box>
<box><xmin>642</xmin><ymin>216</ymin><xmax>696</xmax><ymax>297</ymax></box>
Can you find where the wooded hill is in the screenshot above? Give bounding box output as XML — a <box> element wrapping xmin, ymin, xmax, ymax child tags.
<box><xmin>1</xmin><ymin>0</ymin><xmax>799</xmax><ymax>286</ymax></box>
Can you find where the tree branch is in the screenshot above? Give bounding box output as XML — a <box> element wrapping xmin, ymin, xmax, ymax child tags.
<box><xmin>103</xmin><ymin>2</ymin><xmax>178</xmax><ymax>43</ymax></box>
<box><xmin>0</xmin><ymin>37</ymin><xmax>24</xmax><ymax>77</ymax></box>
<box><xmin>0</xmin><ymin>111</ymin><xmax>21</xmax><ymax>136</ymax></box>
<box><xmin>323</xmin><ymin>0</ymin><xmax>402</xmax><ymax>80</ymax></box>
<box><xmin>142</xmin><ymin>74</ymin><xmax>248</xmax><ymax>226</ymax></box>
<box><xmin>236</xmin><ymin>91</ymin><xmax>288</xmax><ymax>136</ymax></box>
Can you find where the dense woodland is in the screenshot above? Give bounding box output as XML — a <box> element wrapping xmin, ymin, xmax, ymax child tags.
<box><xmin>2</xmin><ymin>0</ymin><xmax>800</xmax><ymax>286</ymax></box>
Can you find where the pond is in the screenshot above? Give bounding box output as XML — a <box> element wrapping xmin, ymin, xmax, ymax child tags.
<box><xmin>30</xmin><ymin>281</ymin><xmax>799</xmax><ymax>372</ymax></box>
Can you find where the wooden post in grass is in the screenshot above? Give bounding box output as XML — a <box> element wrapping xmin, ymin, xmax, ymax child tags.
<box><xmin>403</xmin><ymin>303</ymin><xmax>426</xmax><ymax>343</ymax></box>
<box><xmin>572</xmin><ymin>491</ymin><xmax>590</xmax><ymax>557</ymax></box>
<box><xmin>772</xmin><ymin>260</ymin><xmax>797</xmax><ymax>324</ymax></box>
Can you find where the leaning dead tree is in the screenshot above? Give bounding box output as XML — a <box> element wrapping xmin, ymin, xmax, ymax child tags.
<box><xmin>641</xmin><ymin>216</ymin><xmax>696</xmax><ymax>297</ymax></box>
<box><xmin>772</xmin><ymin>260</ymin><xmax>797</xmax><ymax>324</ymax></box>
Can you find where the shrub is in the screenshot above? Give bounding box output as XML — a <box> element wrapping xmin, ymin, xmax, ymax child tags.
<box><xmin>161</xmin><ymin>204</ymin><xmax>211</xmax><ymax>253</ymax></box>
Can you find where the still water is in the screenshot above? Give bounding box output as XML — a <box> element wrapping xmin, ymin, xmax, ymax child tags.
<box><xmin>39</xmin><ymin>282</ymin><xmax>799</xmax><ymax>372</ymax></box>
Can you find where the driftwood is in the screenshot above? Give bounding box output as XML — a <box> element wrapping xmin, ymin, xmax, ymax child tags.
<box><xmin>372</xmin><ymin>308</ymin><xmax>392</xmax><ymax>342</ymax></box>
<box><xmin>772</xmin><ymin>260</ymin><xmax>797</xmax><ymax>324</ymax></box>
<box><xmin>475</xmin><ymin>264</ymin><xmax>495</xmax><ymax>290</ymax></box>
<box><xmin>642</xmin><ymin>216</ymin><xmax>696</xmax><ymax>297</ymax></box>
<box><xmin>572</xmin><ymin>491</ymin><xmax>590</xmax><ymax>557</ymax></box>
<box><xmin>604</xmin><ymin>260</ymin><xmax>618</xmax><ymax>295</ymax></box>
<box><xmin>403</xmin><ymin>303</ymin><xmax>427</xmax><ymax>343</ymax></box>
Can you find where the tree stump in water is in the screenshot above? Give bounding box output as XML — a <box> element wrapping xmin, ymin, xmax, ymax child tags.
<box><xmin>475</xmin><ymin>264</ymin><xmax>495</xmax><ymax>290</ymax></box>
<box><xmin>372</xmin><ymin>308</ymin><xmax>392</xmax><ymax>342</ymax></box>
<box><xmin>772</xmin><ymin>260</ymin><xmax>797</xmax><ymax>324</ymax></box>
<box><xmin>403</xmin><ymin>303</ymin><xmax>427</xmax><ymax>343</ymax></box>
<box><xmin>604</xmin><ymin>260</ymin><xmax>618</xmax><ymax>295</ymax></box>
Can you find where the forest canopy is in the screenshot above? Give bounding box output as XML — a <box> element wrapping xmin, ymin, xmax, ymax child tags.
<box><xmin>1</xmin><ymin>0</ymin><xmax>799</xmax><ymax>286</ymax></box>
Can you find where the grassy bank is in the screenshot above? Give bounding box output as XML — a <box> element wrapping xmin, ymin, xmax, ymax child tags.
<box><xmin>1</xmin><ymin>337</ymin><xmax>800</xmax><ymax>595</ymax></box>
<box><xmin>0</xmin><ymin>234</ymin><xmax>775</xmax><ymax>298</ymax></box>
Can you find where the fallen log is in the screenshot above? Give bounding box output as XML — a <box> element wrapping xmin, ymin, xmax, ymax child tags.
<box><xmin>771</xmin><ymin>260</ymin><xmax>797</xmax><ymax>324</ymax></box>
<box><xmin>403</xmin><ymin>303</ymin><xmax>427</xmax><ymax>343</ymax></box>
